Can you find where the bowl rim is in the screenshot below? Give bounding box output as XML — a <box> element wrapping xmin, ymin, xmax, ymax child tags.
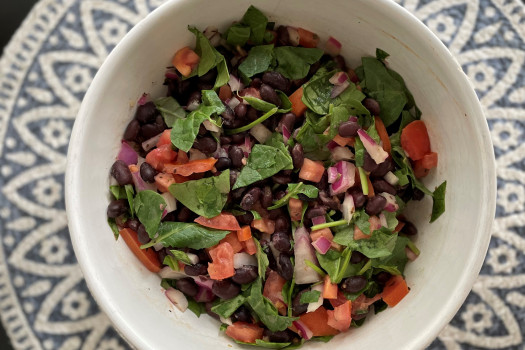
<box><xmin>65</xmin><ymin>0</ymin><xmax>496</xmax><ymax>349</ymax></box>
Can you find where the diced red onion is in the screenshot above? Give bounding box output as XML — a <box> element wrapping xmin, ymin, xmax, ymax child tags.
<box><xmin>238</xmin><ymin>135</ymin><xmax>252</xmax><ymax>157</ymax></box>
<box><xmin>342</xmin><ymin>193</ymin><xmax>355</xmax><ymax>223</ymax></box>
<box><xmin>287</xmin><ymin>27</ymin><xmax>300</xmax><ymax>46</ymax></box>
<box><xmin>311</xmin><ymin>215</ymin><xmax>326</xmax><ymax>226</ymax></box>
<box><xmin>131</xmin><ymin>170</ymin><xmax>156</xmax><ymax>192</ymax></box>
<box><xmin>158</xmin><ymin>266</ymin><xmax>187</xmax><ymax>279</ymax></box>
<box><xmin>161</xmin><ymin>209</ymin><xmax>168</xmax><ymax>219</ymax></box>
<box><xmin>214</xmin><ymin>146</ymin><xmax>229</xmax><ymax>159</ymax></box>
<box><xmin>239</xmin><ymin>87</ymin><xmax>261</xmax><ymax>101</ymax></box>
<box><xmin>189</xmin><ymin>148</ymin><xmax>207</xmax><ymax>161</ymax></box>
<box><xmin>203</xmin><ymin>119</ymin><xmax>220</xmax><ymax>133</ymax></box>
<box><xmin>282</xmin><ymin>124</ymin><xmax>291</xmax><ymax>144</ymax></box>
<box><xmin>165</xmin><ymin>69</ymin><xmax>178</xmax><ymax>80</ymax></box>
<box><xmin>349</xmin><ymin>116</ymin><xmax>358</xmax><ymax>123</ymax></box>
<box><xmin>187</xmin><ymin>99</ymin><xmax>200</xmax><ymax>111</ymax></box>
<box><xmin>194</xmin><ymin>287</ymin><xmax>215</xmax><ymax>303</ymax></box>
<box><xmin>141</xmin><ymin>133</ymin><xmax>162</xmax><ymax>152</ymax></box>
<box><xmin>233</xmin><ymin>252</ymin><xmax>257</xmax><ymax>268</ymax></box>
<box><xmin>329</xmin><ymin>72</ymin><xmax>348</xmax><ymax>85</ymax></box>
<box><xmin>250</xmin><ymin>123</ymin><xmax>272</xmax><ymax>143</ymax></box>
<box><xmin>220</xmin><ymin>316</ymin><xmax>233</xmax><ymax>326</ymax></box>
<box><xmin>327</xmin><ymin>166</ymin><xmax>339</xmax><ymax>184</ymax></box>
<box><xmin>384</xmin><ymin>171</ymin><xmax>399</xmax><ymax>186</ymax></box>
<box><xmin>380</xmin><ymin>192</ymin><xmax>399</xmax><ymax>212</ymax></box>
<box><xmin>330</xmin><ymin>161</ymin><xmax>356</xmax><ymax>195</ymax></box>
<box><xmin>193</xmin><ymin>275</ymin><xmax>214</xmax><ymax>289</ymax></box>
<box><xmin>227</xmin><ymin>97</ymin><xmax>241</xmax><ymax>110</ymax></box>
<box><xmin>331</xmin><ymin>146</ymin><xmax>354</xmax><ymax>162</ymax></box>
<box><xmin>369</xmin><ymin>215</ymin><xmax>382</xmax><ymax>232</ymax></box>
<box><xmin>312</xmin><ymin>236</ymin><xmax>332</xmax><ymax>254</ymax></box>
<box><xmin>357</xmin><ymin>129</ymin><xmax>388</xmax><ymax>164</ymax></box>
<box><xmin>118</xmin><ymin>141</ymin><xmax>138</xmax><ymax>165</ymax></box>
<box><xmin>326</xmin><ymin>141</ymin><xmax>338</xmax><ymax>151</ymax></box>
<box><xmin>293</xmin><ymin>226</ymin><xmax>321</xmax><ymax>284</ymax></box>
<box><xmin>379</xmin><ymin>213</ymin><xmax>388</xmax><ymax>228</ymax></box>
<box><xmin>228</xmin><ymin>74</ymin><xmax>243</xmax><ymax>92</ymax></box>
<box><xmin>293</xmin><ymin>320</ymin><xmax>313</xmax><ymax>340</ymax></box>
<box><xmin>153</xmin><ymin>242</ymin><xmax>164</xmax><ymax>251</ymax></box>
<box><xmin>165</xmin><ymin>287</ymin><xmax>188</xmax><ymax>312</ymax></box>
<box><xmin>325</xmin><ymin>36</ymin><xmax>342</xmax><ymax>57</ymax></box>
<box><xmin>137</xmin><ymin>93</ymin><xmax>150</xmax><ymax>105</ymax></box>
<box><xmin>306</xmin><ymin>284</ymin><xmax>324</xmax><ymax>313</ymax></box>
<box><xmin>406</xmin><ymin>247</ymin><xmax>419</xmax><ymax>261</ymax></box>
<box><xmin>161</xmin><ymin>192</ymin><xmax>177</xmax><ymax>213</ymax></box>
<box><xmin>330</xmin><ymin>80</ymin><xmax>349</xmax><ymax>98</ymax></box>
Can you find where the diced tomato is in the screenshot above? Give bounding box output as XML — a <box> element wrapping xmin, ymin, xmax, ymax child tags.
<box><xmin>225</xmin><ymin>322</ymin><xmax>264</xmax><ymax>343</ymax></box>
<box><xmin>263</xmin><ymin>270</ymin><xmax>287</xmax><ymax>314</ymax></box>
<box><xmin>119</xmin><ymin>228</ymin><xmax>161</xmax><ymax>273</ymax></box>
<box><xmin>176</xmin><ymin>149</ymin><xmax>189</xmax><ymax>164</ymax></box>
<box><xmin>251</xmin><ymin>218</ymin><xmax>275</xmax><ymax>234</ymax></box>
<box><xmin>236</xmin><ymin>225</ymin><xmax>252</xmax><ymax>242</ymax></box>
<box><xmin>297</xmin><ymin>28</ymin><xmax>320</xmax><ymax>48</ymax></box>
<box><xmin>401</xmin><ymin>120</ymin><xmax>431</xmax><ymax>161</ymax></box>
<box><xmin>172</xmin><ymin>174</ymin><xmax>190</xmax><ymax>183</ymax></box>
<box><xmin>329</xmin><ymin>290</ymin><xmax>349</xmax><ymax>308</ymax></box>
<box><xmin>195</xmin><ymin>213</ymin><xmax>241</xmax><ymax>231</ymax></box>
<box><xmin>239</xmin><ymin>87</ymin><xmax>261</xmax><ymax>100</ymax></box>
<box><xmin>208</xmin><ymin>242</ymin><xmax>235</xmax><ymax>280</ymax></box>
<box><xmin>327</xmin><ymin>301</ymin><xmax>352</xmax><ymax>332</ymax></box>
<box><xmin>299</xmin><ymin>158</ymin><xmax>325</xmax><ymax>183</ymax></box>
<box><xmin>382</xmin><ymin>275</ymin><xmax>409</xmax><ymax>307</ymax></box>
<box><xmin>163</xmin><ymin>158</ymin><xmax>217</xmax><ymax>176</ymax></box>
<box><xmin>154</xmin><ymin>172</ymin><xmax>175</xmax><ymax>193</ymax></box>
<box><xmin>145</xmin><ymin>144</ymin><xmax>177</xmax><ymax>171</ymax></box>
<box><xmin>289</xmin><ymin>87</ymin><xmax>307</xmax><ymax>117</ymax></box>
<box><xmin>322</xmin><ymin>275</ymin><xmax>338</xmax><ymax>299</ymax></box>
<box><xmin>310</xmin><ymin>228</ymin><xmax>333</xmax><ymax>242</ymax></box>
<box><xmin>157</xmin><ymin>129</ymin><xmax>172</xmax><ymax>148</ymax></box>
<box><xmin>413</xmin><ymin>161</ymin><xmax>430</xmax><ymax>178</ymax></box>
<box><xmin>219</xmin><ymin>233</ymin><xmax>243</xmax><ymax>253</ymax></box>
<box><xmin>298</xmin><ymin>307</ymin><xmax>339</xmax><ymax>336</ymax></box>
<box><xmin>333</xmin><ymin>134</ymin><xmax>354</xmax><ymax>147</ymax></box>
<box><xmin>394</xmin><ymin>221</ymin><xmax>405</xmax><ymax>233</ymax></box>
<box><xmin>288</xmin><ymin>198</ymin><xmax>303</xmax><ymax>222</ymax></box>
<box><xmin>352</xmin><ymin>293</ymin><xmax>382</xmax><ymax>314</ymax></box>
<box><xmin>242</xmin><ymin>237</ymin><xmax>257</xmax><ymax>255</ymax></box>
<box><xmin>347</xmin><ymin>68</ymin><xmax>360</xmax><ymax>84</ymax></box>
<box><xmin>172</xmin><ymin>46</ymin><xmax>200</xmax><ymax>77</ymax></box>
<box><xmin>374</xmin><ymin>116</ymin><xmax>391</xmax><ymax>154</ymax></box>
<box><xmin>353</xmin><ymin>225</ymin><xmax>370</xmax><ymax>240</ymax></box>
<box><xmin>413</xmin><ymin>152</ymin><xmax>438</xmax><ymax>178</ymax></box>
<box><xmin>219</xmin><ymin>84</ymin><xmax>233</xmax><ymax>101</ymax></box>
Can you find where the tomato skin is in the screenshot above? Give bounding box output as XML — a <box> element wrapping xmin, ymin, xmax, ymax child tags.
<box><xmin>195</xmin><ymin>213</ymin><xmax>241</xmax><ymax>231</ymax></box>
<box><xmin>145</xmin><ymin>144</ymin><xmax>177</xmax><ymax>171</ymax></box>
<box><xmin>401</xmin><ymin>120</ymin><xmax>431</xmax><ymax>160</ymax></box>
<box><xmin>163</xmin><ymin>158</ymin><xmax>217</xmax><ymax>176</ymax></box>
<box><xmin>219</xmin><ymin>233</ymin><xmax>243</xmax><ymax>253</ymax></box>
<box><xmin>298</xmin><ymin>307</ymin><xmax>339</xmax><ymax>336</ymax></box>
<box><xmin>172</xmin><ymin>46</ymin><xmax>199</xmax><ymax>77</ymax></box>
<box><xmin>413</xmin><ymin>152</ymin><xmax>438</xmax><ymax>178</ymax></box>
<box><xmin>236</xmin><ymin>226</ymin><xmax>252</xmax><ymax>242</ymax></box>
<box><xmin>156</xmin><ymin>129</ymin><xmax>172</xmax><ymax>148</ymax></box>
<box><xmin>263</xmin><ymin>270</ymin><xmax>287</xmax><ymax>313</ymax></box>
<box><xmin>288</xmin><ymin>198</ymin><xmax>303</xmax><ymax>222</ymax></box>
<box><xmin>289</xmin><ymin>87</ymin><xmax>307</xmax><ymax>117</ymax></box>
<box><xmin>382</xmin><ymin>275</ymin><xmax>409</xmax><ymax>307</ymax></box>
<box><xmin>251</xmin><ymin>218</ymin><xmax>275</xmax><ymax>234</ymax></box>
<box><xmin>225</xmin><ymin>322</ymin><xmax>264</xmax><ymax>343</ymax></box>
<box><xmin>242</xmin><ymin>237</ymin><xmax>257</xmax><ymax>255</ymax></box>
<box><xmin>119</xmin><ymin>228</ymin><xmax>161</xmax><ymax>272</ymax></box>
<box><xmin>299</xmin><ymin>158</ymin><xmax>325</xmax><ymax>183</ymax></box>
<box><xmin>327</xmin><ymin>301</ymin><xmax>352</xmax><ymax>332</ymax></box>
<box><xmin>207</xmin><ymin>242</ymin><xmax>235</xmax><ymax>280</ymax></box>
<box><xmin>297</xmin><ymin>27</ymin><xmax>320</xmax><ymax>48</ymax></box>
<box><xmin>154</xmin><ymin>172</ymin><xmax>175</xmax><ymax>193</ymax></box>
<box><xmin>374</xmin><ymin>116</ymin><xmax>391</xmax><ymax>154</ymax></box>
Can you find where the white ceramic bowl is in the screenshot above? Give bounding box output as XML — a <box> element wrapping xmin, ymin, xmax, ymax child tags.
<box><xmin>66</xmin><ymin>0</ymin><xmax>496</xmax><ymax>349</ymax></box>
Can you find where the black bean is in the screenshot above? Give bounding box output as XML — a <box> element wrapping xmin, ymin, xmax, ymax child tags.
<box><xmin>261</xmin><ymin>186</ymin><xmax>273</xmax><ymax>209</ymax></box>
<box><xmin>319</xmin><ymin>191</ymin><xmax>340</xmax><ymax>210</ymax></box>
<box><xmin>401</xmin><ymin>221</ymin><xmax>418</xmax><ymax>236</ymax></box>
<box><xmin>340</xmin><ymin>276</ymin><xmax>367</xmax><ymax>293</ymax></box>
<box><xmin>162</xmin><ymin>211</ymin><xmax>177</xmax><ymax>222</ymax></box>
<box><xmin>291</xmin><ymin>143</ymin><xmax>304</xmax><ymax>169</ymax></box>
<box><xmin>333</xmin><ymin>55</ymin><xmax>347</xmax><ymax>70</ymax></box>
<box><xmin>197</xmin><ymin>249</ymin><xmax>210</xmax><ymax>263</ymax></box>
<box><xmin>375</xmin><ymin>271</ymin><xmax>392</xmax><ymax>284</ymax></box>
<box><xmin>350</xmin><ymin>251</ymin><xmax>366</xmax><ymax>264</ymax></box>
<box><xmin>187</xmin><ymin>91</ymin><xmax>202</xmax><ymax>107</ymax></box>
<box><xmin>272</xmin><ymin>172</ymin><xmax>292</xmax><ymax>185</ymax></box>
<box><xmin>221</xmin><ymin>105</ymin><xmax>235</xmax><ymax>128</ymax></box>
<box><xmin>123</xmin><ymin>119</ymin><xmax>140</xmax><ymax>141</ymax></box>
<box><xmin>205</xmin><ymin>302</ymin><xmax>220</xmax><ymax>320</ymax></box>
<box><xmin>370</xmin><ymin>157</ymin><xmax>394</xmax><ymax>178</ymax></box>
<box><xmin>229</xmin><ymin>146</ymin><xmax>244</xmax><ymax>168</ymax></box>
<box><xmin>220</xmin><ymin>136</ymin><xmax>232</xmax><ymax>145</ymax></box>
<box><xmin>372</xmin><ymin>179</ymin><xmax>396</xmax><ymax>195</ymax></box>
<box><xmin>135</xmin><ymin>102</ymin><xmax>157</xmax><ymax>124</ymax></box>
<box><xmin>268</xmin><ymin>208</ymin><xmax>285</xmax><ymax>221</ymax></box>
<box><xmin>229</xmin><ymin>170</ymin><xmax>239</xmax><ymax>189</ymax></box>
<box><xmin>155</xmin><ymin>115</ymin><xmax>167</xmax><ymax>130</ymax></box>
<box><xmin>315</xmin><ymin>171</ymin><xmax>328</xmax><ymax>191</ymax></box>
<box><xmin>272</xmin><ymin>232</ymin><xmax>291</xmax><ymax>253</ymax></box>
<box><xmin>274</xmin><ymin>191</ymin><xmax>286</xmax><ymax>201</ymax></box>
<box><xmin>198</xmin><ymin>124</ymin><xmax>207</xmax><ymax>136</ymax></box>
<box><xmin>232</xmin><ymin>265</ymin><xmax>258</xmax><ymax>285</ymax></box>
<box><xmin>111</xmin><ymin>160</ymin><xmax>133</xmax><ymax>185</ymax></box>
<box><xmin>338</xmin><ymin>121</ymin><xmax>360</xmax><ymax>137</ymax></box>
<box><xmin>237</xmin><ymin>212</ymin><xmax>254</xmax><ymax>225</ymax></box>
<box><xmin>349</xmin><ymin>188</ymin><xmax>366</xmax><ymax>208</ymax></box>
<box><xmin>363</xmin><ymin>151</ymin><xmax>379</xmax><ymax>173</ymax></box>
<box><xmin>193</xmin><ymin>137</ymin><xmax>217</xmax><ymax>154</ymax></box>
<box><xmin>308</xmin><ymin>61</ymin><xmax>321</xmax><ymax>76</ymax></box>
<box><xmin>184</xmin><ymin>263</ymin><xmax>208</xmax><ymax>276</ymax></box>
<box><xmin>263</xmin><ymin>329</ymin><xmax>294</xmax><ymax>343</ymax></box>
<box><xmin>412</xmin><ymin>188</ymin><xmax>425</xmax><ymax>201</ymax></box>
<box><xmin>231</xmin><ymin>188</ymin><xmax>246</xmax><ymax>202</ymax></box>
<box><xmin>276</xmin><ymin>25</ymin><xmax>290</xmax><ymax>46</ymax></box>
<box><xmin>175</xmin><ymin>278</ymin><xmax>199</xmax><ymax>297</ymax></box>
<box><xmin>262</xmin><ymin>71</ymin><xmax>290</xmax><ymax>92</ymax></box>
<box><xmin>157</xmin><ymin>248</ymin><xmax>168</xmax><ymax>263</ymax></box>
<box><xmin>260</xmin><ymin>84</ymin><xmax>282</xmax><ymax>107</ymax></box>
<box><xmin>250</xmin><ymin>78</ymin><xmax>262</xmax><ymax>89</ymax></box>
<box><xmin>305</xmin><ymin>207</ymin><xmax>326</xmax><ymax>221</ymax></box>
<box><xmin>246</xmin><ymin>106</ymin><xmax>259</xmax><ymax>121</ymax></box>
<box><xmin>140</xmin><ymin>162</ymin><xmax>157</xmax><ymax>183</ymax></box>
<box><xmin>137</xmin><ymin>224</ymin><xmax>150</xmax><ymax>244</ymax></box>
<box><xmin>231</xmin><ymin>305</ymin><xmax>252</xmax><ymax>323</ymax></box>
<box><xmin>279</xmin><ymin>112</ymin><xmax>296</xmax><ymax>134</ymax></box>
<box><xmin>352</xmin><ymin>311</ymin><xmax>368</xmax><ymax>320</ymax></box>
<box><xmin>365</xmin><ymin>195</ymin><xmax>386</xmax><ymax>216</ymax></box>
<box><xmin>199</xmin><ymin>69</ymin><xmax>217</xmax><ymax>83</ymax></box>
<box><xmin>140</xmin><ymin>123</ymin><xmax>164</xmax><ymax>140</ymax></box>
<box><xmin>240</xmin><ymin>187</ymin><xmax>262</xmax><ymax>210</ymax></box>
<box><xmin>363</xmin><ymin>98</ymin><xmax>381</xmax><ymax>116</ymax></box>
<box><xmin>212</xmin><ymin>280</ymin><xmax>240</xmax><ymax>299</ymax></box>
<box><xmin>274</xmin><ymin>217</ymin><xmax>290</xmax><ymax>233</ymax></box>
<box><xmin>278</xmin><ymin>254</ymin><xmax>293</xmax><ymax>280</ymax></box>
<box><xmin>107</xmin><ymin>199</ymin><xmax>128</xmax><ymax>218</ymax></box>
<box><xmin>231</xmin><ymin>133</ymin><xmax>246</xmax><ymax>144</ymax></box>
<box><xmin>125</xmin><ymin>218</ymin><xmax>140</xmax><ymax>232</ymax></box>
<box><xmin>177</xmin><ymin>207</ymin><xmax>193</xmax><ymax>222</ymax></box>
<box><xmin>292</xmin><ymin>289</ymin><xmax>308</xmax><ymax>316</ymax></box>
<box><xmin>234</xmin><ymin>103</ymin><xmax>247</xmax><ymax>118</ymax></box>
<box><xmin>214</xmin><ymin>157</ymin><xmax>231</xmax><ymax>171</ymax></box>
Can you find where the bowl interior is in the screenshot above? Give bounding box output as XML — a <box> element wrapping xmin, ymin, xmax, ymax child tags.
<box><xmin>66</xmin><ymin>0</ymin><xmax>495</xmax><ymax>349</ymax></box>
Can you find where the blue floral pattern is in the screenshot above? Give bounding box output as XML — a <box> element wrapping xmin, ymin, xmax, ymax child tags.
<box><xmin>0</xmin><ymin>0</ymin><xmax>524</xmax><ymax>348</ymax></box>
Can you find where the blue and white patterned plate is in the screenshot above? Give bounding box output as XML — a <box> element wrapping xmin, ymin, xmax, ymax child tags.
<box><xmin>0</xmin><ymin>0</ymin><xmax>524</xmax><ymax>349</ymax></box>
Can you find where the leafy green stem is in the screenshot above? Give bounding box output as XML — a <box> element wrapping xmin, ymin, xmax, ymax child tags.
<box><xmin>358</xmin><ymin>167</ymin><xmax>369</xmax><ymax>195</ymax></box>
<box><xmin>267</xmin><ymin>182</ymin><xmax>304</xmax><ymax>210</ymax></box>
<box><xmin>357</xmin><ymin>259</ymin><xmax>372</xmax><ymax>275</ymax></box>
<box><xmin>224</xmin><ymin>107</ymin><xmax>278</xmax><ymax>134</ymax></box>
<box><xmin>406</xmin><ymin>240</ymin><xmax>420</xmax><ymax>256</ymax></box>
<box><xmin>305</xmin><ymin>260</ymin><xmax>326</xmax><ymax>277</ymax></box>
<box><xmin>310</xmin><ymin>219</ymin><xmax>347</xmax><ymax>231</ymax></box>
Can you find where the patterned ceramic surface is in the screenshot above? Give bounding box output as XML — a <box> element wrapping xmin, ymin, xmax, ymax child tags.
<box><xmin>0</xmin><ymin>0</ymin><xmax>523</xmax><ymax>349</ymax></box>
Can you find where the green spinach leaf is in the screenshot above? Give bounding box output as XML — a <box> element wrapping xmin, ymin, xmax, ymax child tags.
<box><xmin>242</xmin><ymin>90</ymin><xmax>292</xmax><ymax>113</ymax></box>
<box><xmin>288</xmin><ymin>183</ymin><xmax>319</xmax><ymax>200</ymax></box>
<box><xmin>169</xmin><ymin>169</ymin><xmax>230</xmax><ymax>218</ymax></box>
<box><xmin>154</xmin><ymin>96</ymin><xmax>186</xmax><ymax>126</ymax></box>
<box><xmin>188</xmin><ymin>27</ymin><xmax>229</xmax><ymax>88</ymax></box>
<box><xmin>226</xmin><ymin>23</ymin><xmax>251</xmax><ymax>46</ymax></box>
<box><xmin>347</xmin><ymin>228</ymin><xmax>398</xmax><ymax>258</ymax></box>
<box><xmin>107</xmin><ymin>218</ymin><xmax>120</xmax><ymax>240</ymax></box>
<box><xmin>124</xmin><ymin>184</ymin><xmax>135</xmax><ymax>217</ymax></box>
<box><xmin>239</xmin><ymin>44</ymin><xmax>274</xmax><ymax>78</ymax></box>
<box><xmin>274</xmin><ymin>46</ymin><xmax>323</xmax><ymax>80</ymax></box>
<box><xmin>242</xmin><ymin>5</ymin><xmax>268</xmax><ymax>45</ymax></box>
<box><xmin>371</xmin><ymin>235</ymin><xmax>410</xmax><ymax>275</ymax></box>
<box><xmin>211</xmin><ymin>295</ymin><xmax>245</xmax><ymax>318</ymax></box>
<box><xmin>430</xmin><ymin>181</ymin><xmax>447</xmax><ymax>222</ymax></box>
<box><xmin>142</xmin><ymin>222</ymin><xmax>229</xmax><ymax>249</ymax></box>
<box><xmin>187</xmin><ymin>298</ymin><xmax>205</xmax><ymax>317</ymax></box>
<box><xmin>299</xmin><ymin>290</ymin><xmax>321</xmax><ymax>304</ymax></box>
<box><xmin>170</xmin><ymin>250</ymin><xmax>193</xmax><ymax>265</ymax></box>
<box><xmin>254</xmin><ymin>238</ymin><xmax>269</xmax><ymax>279</ymax></box>
<box><xmin>133</xmin><ymin>190</ymin><xmax>166</xmax><ymax>237</ymax></box>
<box><xmin>110</xmin><ymin>185</ymin><xmax>126</xmax><ymax>200</ymax></box>
<box><xmin>376</xmin><ymin>48</ymin><xmax>390</xmax><ymax>61</ymax></box>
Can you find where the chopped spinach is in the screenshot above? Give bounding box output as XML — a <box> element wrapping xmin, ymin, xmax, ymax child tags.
<box><xmin>142</xmin><ymin>222</ymin><xmax>229</xmax><ymax>249</ymax></box>
<box><xmin>124</xmin><ymin>184</ymin><xmax>135</xmax><ymax>217</ymax></box>
<box><xmin>170</xmin><ymin>249</ymin><xmax>193</xmax><ymax>265</ymax></box>
<box><xmin>254</xmin><ymin>238</ymin><xmax>269</xmax><ymax>279</ymax></box>
<box><xmin>154</xmin><ymin>96</ymin><xmax>186</xmax><ymax>126</ymax></box>
<box><xmin>299</xmin><ymin>290</ymin><xmax>321</xmax><ymax>304</ymax></box>
<box><xmin>274</xmin><ymin>46</ymin><xmax>323</xmax><ymax>80</ymax></box>
<box><xmin>430</xmin><ymin>181</ymin><xmax>447</xmax><ymax>222</ymax></box>
<box><xmin>371</xmin><ymin>236</ymin><xmax>410</xmax><ymax>275</ymax></box>
<box><xmin>109</xmin><ymin>185</ymin><xmax>126</xmax><ymax>200</ymax></box>
<box><xmin>242</xmin><ymin>5</ymin><xmax>268</xmax><ymax>45</ymax></box>
<box><xmin>133</xmin><ymin>190</ymin><xmax>166</xmax><ymax>237</ymax></box>
<box><xmin>107</xmin><ymin>218</ymin><xmax>119</xmax><ymax>240</ymax></box>
<box><xmin>211</xmin><ymin>294</ymin><xmax>246</xmax><ymax>318</ymax></box>
<box><xmin>241</xmin><ymin>90</ymin><xmax>291</xmax><ymax>113</ymax></box>
<box><xmin>187</xmin><ymin>298</ymin><xmax>206</xmax><ymax>317</ymax></box>
<box><xmin>226</xmin><ymin>23</ymin><xmax>251</xmax><ymax>46</ymax></box>
<box><xmin>239</xmin><ymin>44</ymin><xmax>274</xmax><ymax>78</ymax></box>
